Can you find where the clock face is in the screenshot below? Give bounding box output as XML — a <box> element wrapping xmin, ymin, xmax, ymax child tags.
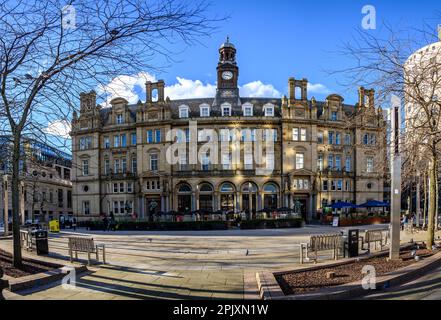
<box><xmin>222</xmin><ymin>71</ymin><xmax>233</xmax><ymax>80</ymax></box>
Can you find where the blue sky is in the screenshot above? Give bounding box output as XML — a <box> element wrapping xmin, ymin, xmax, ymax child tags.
<box><xmin>120</xmin><ymin>0</ymin><xmax>440</xmax><ymax>105</ymax></box>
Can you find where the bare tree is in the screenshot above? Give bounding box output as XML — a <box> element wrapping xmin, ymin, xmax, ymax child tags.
<box><xmin>332</xmin><ymin>24</ymin><xmax>441</xmax><ymax>248</ymax></box>
<box><xmin>0</xmin><ymin>0</ymin><xmax>221</xmax><ymax>267</ymax></box>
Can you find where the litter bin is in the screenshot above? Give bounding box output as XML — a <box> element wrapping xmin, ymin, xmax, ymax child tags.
<box><xmin>347</xmin><ymin>229</ymin><xmax>359</xmax><ymax>258</ymax></box>
<box><xmin>32</xmin><ymin>230</ymin><xmax>48</xmax><ymax>255</ymax></box>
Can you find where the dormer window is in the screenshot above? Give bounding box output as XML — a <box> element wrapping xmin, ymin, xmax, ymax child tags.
<box><xmin>179</xmin><ymin>105</ymin><xmax>189</xmax><ymax>119</ymax></box>
<box><xmin>242</xmin><ymin>103</ymin><xmax>253</xmax><ymax>117</ymax></box>
<box><xmin>200</xmin><ymin>104</ymin><xmax>210</xmax><ymax>117</ymax></box>
<box><xmin>263</xmin><ymin>104</ymin><xmax>275</xmax><ymax>117</ymax></box>
<box><xmin>116</xmin><ymin>114</ymin><xmax>124</xmax><ymax>124</ymax></box>
<box><xmin>221</xmin><ymin>103</ymin><xmax>232</xmax><ymax>117</ymax></box>
<box><xmin>331</xmin><ymin>111</ymin><xmax>338</xmax><ymax>121</ymax></box>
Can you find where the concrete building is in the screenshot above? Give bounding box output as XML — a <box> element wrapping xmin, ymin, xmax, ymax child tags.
<box><xmin>71</xmin><ymin>38</ymin><xmax>386</xmax><ymax>222</ymax></box>
<box><xmin>0</xmin><ymin>137</ymin><xmax>73</xmax><ymax>224</ymax></box>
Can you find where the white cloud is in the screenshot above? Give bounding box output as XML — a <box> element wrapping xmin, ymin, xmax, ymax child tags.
<box><xmin>97</xmin><ymin>71</ymin><xmax>156</xmax><ymax>107</ymax></box>
<box><xmin>44</xmin><ymin>120</ymin><xmax>72</xmax><ymax>138</ymax></box>
<box><xmin>165</xmin><ymin>77</ymin><xmax>216</xmax><ymax>99</ymax></box>
<box><xmin>96</xmin><ymin>72</ymin><xmax>330</xmax><ymax>102</ymax></box>
<box><xmin>307</xmin><ymin>83</ymin><xmax>331</xmax><ymax>95</ymax></box>
<box><xmin>240</xmin><ymin>81</ymin><xmax>281</xmax><ymax>98</ymax></box>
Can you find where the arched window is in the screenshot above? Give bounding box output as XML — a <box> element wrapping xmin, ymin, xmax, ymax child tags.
<box><xmin>263</xmin><ymin>183</ymin><xmax>278</xmax><ymax>193</ymax></box>
<box><xmin>199</xmin><ymin>183</ymin><xmax>213</xmax><ymax>192</ymax></box>
<box><xmin>241</xmin><ymin>182</ymin><xmax>258</xmax><ymax>193</ymax></box>
<box><xmin>178</xmin><ymin>184</ymin><xmax>192</xmax><ymax>193</ymax></box>
<box><xmin>220</xmin><ymin>182</ymin><xmax>235</xmax><ymax>193</ymax></box>
<box><xmin>179</xmin><ymin>105</ymin><xmax>189</xmax><ymax>119</ymax></box>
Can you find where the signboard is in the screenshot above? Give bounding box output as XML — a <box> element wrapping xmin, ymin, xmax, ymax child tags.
<box><xmin>332</xmin><ymin>216</ymin><xmax>339</xmax><ymax>227</ymax></box>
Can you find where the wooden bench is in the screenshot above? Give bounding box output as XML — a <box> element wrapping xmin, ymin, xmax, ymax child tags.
<box><xmin>68</xmin><ymin>237</ymin><xmax>106</xmax><ymax>265</ymax></box>
<box><xmin>299</xmin><ymin>234</ymin><xmax>342</xmax><ymax>264</ymax></box>
<box><xmin>362</xmin><ymin>229</ymin><xmax>389</xmax><ymax>251</ymax></box>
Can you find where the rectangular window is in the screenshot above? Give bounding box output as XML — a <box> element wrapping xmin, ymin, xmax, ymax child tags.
<box><xmin>179</xmin><ymin>107</ymin><xmax>189</xmax><ymax>119</ymax></box>
<box><xmin>292</xmin><ymin>128</ymin><xmax>299</xmax><ymax>141</ymax></box>
<box><xmin>367</xmin><ymin>157</ymin><xmax>374</xmax><ymax>173</ymax></box>
<box><xmin>82</xmin><ymin>160</ymin><xmax>89</xmax><ymax>176</ymax></box>
<box><xmin>113</xmin><ymin>183</ymin><xmax>118</xmax><ymax>193</ymax></box>
<box><xmin>104</xmin><ymin>137</ymin><xmax>110</xmax><ymax>149</ymax></box>
<box><xmin>244</xmin><ymin>153</ymin><xmax>253</xmax><ymax>170</ymax></box>
<box><xmin>264</xmin><ymin>106</ymin><xmax>274</xmax><ymax>117</ymax></box>
<box><xmin>328</xmin><ymin>132</ymin><xmax>334</xmax><ymax>145</ymax></box>
<box><xmin>104</xmin><ymin>159</ymin><xmax>110</xmax><ymax>175</ymax></box>
<box><xmin>323</xmin><ymin>180</ymin><xmax>328</xmax><ymax>191</ymax></box>
<box><xmin>185</xmin><ymin>128</ymin><xmax>190</xmax><ymax>143</ymax></box>
<box><xmin>220</xmin><ymin>129</ymin><xmax>230</xmax><ymax>142</ymax></box>
<box><xmin>345</xmin><ymin>134</ymin><xmax>351</xmax><ymax>146</ymax></box>
<box><xmin>131</xmin><ymin>133</ymin><xmax>137</xmax><ymax>146</ymax></box>
<box><xmin>295</xmin><ymin>153</ymin><xmax>304</xmax><ymax>169</ymax></box>
<box><xmin>345</xmin><ymin>181</ymin><xmax>350</xmax><ymax>191</ymax></box>
<box><xmin>335</xmin><ymin>155</ymin><xmax>341</xmax><ymax>171</ymax></box>
<box><xmin>79</xmin><ymin>137</ymin><xmax>92</xmax><ymax>150</ymax></box>
<box><xmin>150</xmin><ymin>154</ymin><xmax>158</xmax><ymax>171</ymax></box>
<box><xmin>243</xmin><ymin>106</ymin><xmax>253</xmax><ymax>116</ymax></box>
<box><xmin>113</xmin><ymin>201</ymin><xmax>119</xmax><ymax>214</ymax></box>
<box><xmin>337</xmin><ymin>180</ymin><xmax>343</xmax><ymax>191</ymax></box>
<box><xmin>131</xmin><ymin>157</ymin><xmax>137</xmax><ymax>174</ymax></box>
<box><xmin>121</xmin><ymin>158</ymin><xmax>127</xmax><ymax>173</ymax></box>
<box><xmin>155</xmin><ymin>129</ymin><xmax>161</xmax><ymax>143</ymax></box>
<box><xmin>304</xmin><ymin>180</ymin><xmax>309</xmax><ymax>190</ymax></box>
<box><xmin>345</xmin><ymin>157</ymin><xmax>351</xmax><ymax>172</ymax></box>
<box><xmin>119</xmin><ymin>182</ymin><xmax>124</xmax><ymax>193</ymax></box>
<box><xmin>222</xmin><ymin>153</ymin><xmax>232</xmax><ymax>170</ymax></box>
<box><xmin>328</xmin><ymin>155</ymin><xmax>334</xmax><ymax>169</ymax></box>
<box><xmin>147</xmin><ymin>130</ymin><xmax>153</xmax><ymax>143</ymax></box>
<box><xmin>317</xmin><ymin>132</ymin><xmax>324</xmax><ymax>144</ymax></box>
<box><xmin>201</xmin><ymin>153</ymin><xmax>210</xmax><ymax>171</ymax></box>
<box><xmin>222</xmin><ymin>106</ymin><xmax>231</xmax><ymax>117</ymax></box>
<box><xmin>67</xmin><ymin>190</ymin><xmax>72</xmax><ymax>209</ymax></box>
<box><xmin>114</xmin><ymin>135</ymin><xmax>120</xmax><ymax>148</ymax></box>
<box><xmin>331</xmin><ymin>180</ymin><xmax>336</xmax><ymax>191</ymax></box>
<box><xmin>127</xmin><ymin>182</ymin><xmax>133</xmax><ymax>193</ymax></box>
<box><xmin>58</xmin><ymin>189</ymin><xmax>63</xmax><ymax>208</ymax></box>
<box><xmin>114</xmin><ymin>159</ymin><xmax>120</xmax><ymax>173</ymax></box>
<box><xmin>120</xmin><ymin>134</ymin><xmax>126</xmax><ymax>147</ymax></box>
<box><xmin>335</xmin><ymin>133</ymin><xmax>341</xmax><ymax>145</ymax></box>
<box><xmin>266</xmin><ymin>152</ymin><xmax>275</xmax><ymax>170</ymax></box>
<box><xmin>300</xmin><ymin>128</ymin><xmax>307</xmax><ymax>141</ymax></box>
<box><xmin>200</xmin><ymin>107</ymin><xmax>210</xmax><ymax>117</ymax></box>
<box><xmin>317</xmin><ymin>154</ymin><xmax>324</xmax><ymax>171</ymax></box>
<box><xmin>120</xmin><ymin>201</ymin><xmax>125</xmax><ymax>214</ymax></box>
<box><xmin>179</xmin><ymin>153</ymin><xmax>187</xmax><ymax>171</ymax></box>
<box><xmin>83</xmin><ymin>201</ymin><xmax>90</xmax><ymax>215</ymax></box>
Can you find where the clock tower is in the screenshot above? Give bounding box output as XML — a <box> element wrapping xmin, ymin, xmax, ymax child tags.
<box><xmin>215</xmin><ymin>37</ymin><xmax>240</xmax><ymax>104</ymax></box>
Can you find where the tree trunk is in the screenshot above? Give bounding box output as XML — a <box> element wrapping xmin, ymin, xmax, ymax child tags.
<box><xmin>428</xmin><ymin>158</ymin><xmax>436</xmax><ymax>249</ymax></box>
<box><xmin>423</xmin><ymin>172</ymin><xmax>427</xmax><ymax>229</ymax></box>
<box><xmin>11</xmin><ymin>133</ymin><xmax>22</xmax><ymax>267</ymax></box>
<box><xmin>436</xmin><ymin>167</ymin><xmax>439</xmax><ymax>231</ymax></box>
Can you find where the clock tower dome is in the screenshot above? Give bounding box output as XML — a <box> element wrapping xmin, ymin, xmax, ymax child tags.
<box><xmin>215</xmin><ymin>37</ymin><xmax>240</xmax><ymax>104</ymax></box>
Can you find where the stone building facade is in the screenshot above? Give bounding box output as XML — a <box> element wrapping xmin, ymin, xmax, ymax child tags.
<box><xmin>71</xmin><ymin>39</ymin><xmax>386</xmax><ymax>222</ymax></box>
<box><xmin>1</xmin><ymin>138</ymin><xmax>73</xmax><ymax>225</ymax></box>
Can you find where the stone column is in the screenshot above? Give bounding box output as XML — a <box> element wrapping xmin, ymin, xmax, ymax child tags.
<box><xmin>213</xmin><ymin>192</ymin><xmax>219</xmax><ymax>211</ymax></box>
<box><xmin>3</xmin><ymin>175</ymin><xmax>8</xmax><ymax>236</ymax></box>
<box><xmin>236</xmin><ymin>192</ymin><xmax>240</xmax><ymax>213</ymax></box>
<box><xmin>191</xmin><ymin>192</ymin><xmax>196</xmax><ymax>211</ymax></box>
<box><xmin>20</xmin><ymin>181</ymin><xmax>25</xmax><ymax>225</ymax></box>
<box><xmin>258</xmin><ymin>191</ymin><xmax>263</xmax><ymax>211</ymax></box>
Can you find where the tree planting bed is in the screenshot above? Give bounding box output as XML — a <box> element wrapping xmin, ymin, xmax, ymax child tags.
<box><xmin>276</xmin><ymin>245</ymin><xmax>437</xmax><ymax>296</ymax></box>
<box><xmin>0</xmin><ymin>249</ymin><xmax>59</xmax><ymax>278</ymax></box>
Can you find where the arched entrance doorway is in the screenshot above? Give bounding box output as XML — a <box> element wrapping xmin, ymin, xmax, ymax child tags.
<box><xmin>198</xmin><ymin>183</ymin><xmax>213</xmax><ymax>211</ymax></box>
<box><xmin>177</xmin><ymin>184</ymin><xmax>192</xmax><ymax>214</ymax></box>
<box><xmin>263</xmin><ymin>183</ymin><xmax>279</xmax><ymax>210</ymax></box>
<box><xmin>220</xmin><ymin>182</ymin><xmax>235</xmax><ymax>214</ymax></box>
<box><xmin>241</xmin><ymin>182</ymin><xmax>258</xmax><ymax>220</ymax></box>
